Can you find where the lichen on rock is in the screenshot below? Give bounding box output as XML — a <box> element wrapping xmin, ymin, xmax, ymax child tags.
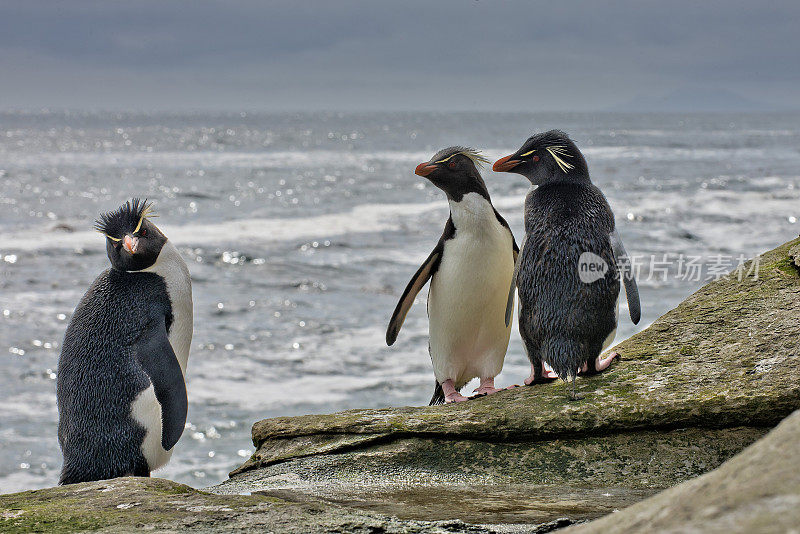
<box><xmin>0</xmin><ymin>477</ymin><xmax>494</xmax><ymax>533</ymax></box>
<box><xmin>218</xmin><ymin>236</ymin><xmax>800</xmax><ymax>526</ymax></box>
<box><xmin>2</xmin><ymin>237</ymin><xmax>799</xmax><ymax>532</ymax></box>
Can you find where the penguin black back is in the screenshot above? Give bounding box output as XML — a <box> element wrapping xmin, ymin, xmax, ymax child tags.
<box><xmin>518</xmin><ymin>182</ymin><xmax>619</xmax><ymax>380</ymax></box>
<box><xmin>494</xmin><ymin>131</ymin><xmax>640</xmax><ymax>393</ymax></box>
<box><xmin>57</xmin><ymin>269</ymin><xmax>173</xmax><ymax>483</ymax></box>
<box><xmin>57</xmin><ymin>198</ymin><xmax>190</xmax><ymax>484</ymax></box>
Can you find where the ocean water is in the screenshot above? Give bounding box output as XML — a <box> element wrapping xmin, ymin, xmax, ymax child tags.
<box><xmin>1</xmin><ymin>110</ymin><xmax>798</xmax><ymax>494</ymax></box>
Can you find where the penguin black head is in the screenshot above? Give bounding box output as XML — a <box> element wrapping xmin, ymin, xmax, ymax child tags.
<box><xmin>493</xmin><ymin>130</ymin><xmax>589</xmax><ymax>185</ymax></box>
<box><xmin>94</xmin><ymin>198</ymin><xmax>168</xmax><ymax>271</ymax></box>
<box><xmin>414</xmin><ymin>147</ymin><xmax>491</xmax><ymax>202</ymax></box>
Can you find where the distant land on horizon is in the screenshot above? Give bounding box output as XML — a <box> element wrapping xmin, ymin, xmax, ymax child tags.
<box><xmin>610</xmin><ymin>87</ymin><xmax>791</xmax><ymax>113</ymax></box>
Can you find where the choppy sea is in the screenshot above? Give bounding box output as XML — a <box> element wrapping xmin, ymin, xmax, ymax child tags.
<box><xmin>1</xmin><ymin>110</ymin><xmax>798</xmax><ymax>493</ymax></box>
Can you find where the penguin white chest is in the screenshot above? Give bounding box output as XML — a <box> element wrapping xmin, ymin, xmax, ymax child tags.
<box><xmin>133</xmin><ymin>240</ymin><xmax>193</xmax><ymax>470</ymax></box>
<box><xmin>143</xmin><ymin>240</ymin><xmax>193</xmax><ymax>373</ymax></box>
<box><xmin>427</xmin><ymin>193</ymin><xmax>515</xmax><ymax>386</ymax></box>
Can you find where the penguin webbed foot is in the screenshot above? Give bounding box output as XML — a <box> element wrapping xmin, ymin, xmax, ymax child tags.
<box><xmin>441</xmin><ymin>379</ymin><xmax>469</xmax><ymax>404</ymax></box>
<box><xmin>524</xmin><ymin>361</ymin><xmax>559</xmax><ymax>386</ymax></box>
<box><xmin>471</xmin><ymin>377</ymin><xmax>503</xmax><ymax>398</ymax></box>
<box><xmin>445</xmin><ymin>392</ymin><xmax>469</xmax><ymax>403</ymax></box>
<box><xmin>580</xmin><ymin>351</ymin><xmax>621</xmax><ymax>376</ymax></box>
<box><xmin>516</xmin><ymin>354</ymin><xmax>621</xmax><ymax>396</ymax></box>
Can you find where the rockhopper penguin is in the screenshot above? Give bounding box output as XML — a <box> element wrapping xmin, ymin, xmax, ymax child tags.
<box><xmin>387</xmin><ymin>147</ymin><xmax>518</xmax><ymax>404</ymax></box>
<box><xmin>57</xmin><ymin>199</ymin><xmax>193</xmax><ymax>483</ymax></box>
<box><xmin>493</xmin><ymin>131</ymin><xmax>640</xmax><ymax>398</ymax></box>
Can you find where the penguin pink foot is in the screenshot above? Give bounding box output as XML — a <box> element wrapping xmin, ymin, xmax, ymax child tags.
<box><xmin>442</xmin><ymin>379</ymin><xmax>469</xmax><ymax>403</ymax></box>
<box><xmin>472</xmin><ymin>377</ymin><xmax>502</xmax><ymax>397</ymax></box>
<box><xmin>579</xmin><ymin>352</ymin><xmax>620</xmax><ymax>374</ymax></box>
<box><xmin>522</xmin><ymin>361</ymin><xmax>559</xmax><ymax>385</ymax></box>
<box><xmin>506</xmin><ymin>363</ymin><xmax>558</xmax><ymax>388</ymax></box>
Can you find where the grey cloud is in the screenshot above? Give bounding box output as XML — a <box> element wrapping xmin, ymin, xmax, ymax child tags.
<box><xmin>1</xmin><ymin>1</ymin><xmax>798</xmax><ymax>111</ymax></box>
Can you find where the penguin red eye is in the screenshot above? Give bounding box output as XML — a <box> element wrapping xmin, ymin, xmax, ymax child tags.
<box><xmin>139</xmin><ymin>228</ymin><xmax>147</xmax><ymax>237</ymax></box>
<box><xmin>448</xmin><ymin>160</ymin><xmax>456</xmax><ymax>169</ymax></box>
<box><xmin>532</xmin><ymin>155</ymin><xmax>540</xmax><ymax>162</ymax></box>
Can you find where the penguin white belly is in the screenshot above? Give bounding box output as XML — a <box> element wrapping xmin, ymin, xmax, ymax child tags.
<box><xmin>142</xmin><ymin>240</ymin><xmax>193</xmax><ymax>373</ymax></box>
<box><xmin>130</xmin><ymin>384</ymin><xmax>173</xmax><ymax>470</ymax></box>
<box><xmin>134</xmin><ymin>239</ymin><xmax>193</xmax><ymax>469</ymax></box>
<box><xmin>428</xmin><ymin>193</ymin><xmax>514</xmax><ymax>387</ymax></box>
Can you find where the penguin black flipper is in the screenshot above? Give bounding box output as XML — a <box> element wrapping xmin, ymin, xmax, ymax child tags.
<box><xmin>488</xmin><ymin>206</ymin><xmax>520</xmax><ymax>328</ymax></box>
<box><xmin>386</xmin><ymin>219</ymin><xmax>452</xmax><ymax>345</ymax></box>
<box><xmin>134</xmin><ymin>307</ymin><xmax>188</xmax><ymax>451</ymax></box>
<box><xmin>611</xmin><ymin>229</ymin><xmax>641</xmax><ymax>324</ymax></box>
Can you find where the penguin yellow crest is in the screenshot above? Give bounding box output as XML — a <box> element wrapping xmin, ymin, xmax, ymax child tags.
<box><xmin>133</xmin><ymin>204</ymin><xmax>156</xmax><ymax>234</ymax></box>
<box><xmin>545</xmin><ymin>145</ymin><xmax>575</xmax><ymax>173</ymax></box>
<box><xmin>435</xmin><ymin>148</ymin><xmax>490</xmax><ymax>168</ymax></box>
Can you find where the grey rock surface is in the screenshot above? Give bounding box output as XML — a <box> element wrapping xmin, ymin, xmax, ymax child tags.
<box><xmin>2</xmin><ymin>237</ymin><xmax>798</xmax><ymax>532</ymax></box>
<box><xmin>566</xmin><ymin>409</ymin><xmax>800</xmax><ymax>534</ymax></box>
<box><xmin>216</xmin><ymin>236</ymin><xmax>800</xmax><ymax>525</ymax></box>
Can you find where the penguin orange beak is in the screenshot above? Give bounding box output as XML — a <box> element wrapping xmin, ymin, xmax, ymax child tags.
<box><xmin>123</xmin><ymin>235</ymin><xmax>140</xmax><ymax>254</ymax></box>
<box><xmin>415</xmin><ymin>162</ymin><xmax>437</xmax><ymax>177</ymax></box>
<box><xmin>492</xmin><ymin>155</ymin><xmax>521</xmax><ymax>172</ymax></box>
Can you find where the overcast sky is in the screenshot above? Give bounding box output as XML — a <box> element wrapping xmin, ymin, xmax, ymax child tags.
<box><xmin>1</xmin><ymin>1</ymin><xmax>798</xmax><ymax>112</ymax></box>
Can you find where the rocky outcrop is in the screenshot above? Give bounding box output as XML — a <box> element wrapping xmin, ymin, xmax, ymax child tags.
<box><xmin>0</xmin><ymin>477</ymin><xmax>496</xmax><ymax>533</ymax></box>
<box><xmin>214</xmin><ymin>236</ymin><xmax>800</xmax><ymax>526</ymax></box>
<box><xmin>2</xmin><ymin>237</ymin><xmax>798</xmax><ymax>532</ymax></box>
<box><xmin>566</xmin><ymin>408</ymin><xmax>800</xmax><ymax>533</ymax></box>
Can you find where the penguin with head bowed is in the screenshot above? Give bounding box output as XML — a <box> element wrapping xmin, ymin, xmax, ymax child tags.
<box><xmin>57</xmin><ymin>198</ymin><xmax>193</xmax><ymax>483</ymax></box>
<box><xmin>493</xmin><ymin>130</ymin><xmax>640</xmax><ymax>399</ymax></box>
<box><xmin>387</xmin><ymin>147</ymin><xmax>518</xmax><ymax>404</ymax></box>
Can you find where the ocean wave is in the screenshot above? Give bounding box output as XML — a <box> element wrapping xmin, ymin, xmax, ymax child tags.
<box><xmin>0</xmin><ymin>150</ymin><xmax>432</xmax><ymax>169</ymax></box>
<box><xmin>0</xmin><ymin>199</ymin><xmax>441</xmax><ymax>251</ymax></box>
<box><xmin>0</xmin><ymin>192</ymin><xmax>533</xmax><ymax>252</ymax></box>
<box><xmin>1</xmin><ymin>146</ymin><xmax>796</xmax><ymax>170</ymax></box>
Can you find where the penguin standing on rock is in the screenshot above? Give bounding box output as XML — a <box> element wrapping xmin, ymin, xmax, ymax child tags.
<box><xmin>493</xmin><ymin>131</ymin><xmax>640</xmax><ymax>398</ymax></box>
<box><xmin>57</xmin><ymin>199</ymin><xmax>193</xmax><ymax>483</ymax></box>
<box><xmin>387</xmin><ymin>147</ymin><xmax>518</xmax><ymax>404</ymax></box>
